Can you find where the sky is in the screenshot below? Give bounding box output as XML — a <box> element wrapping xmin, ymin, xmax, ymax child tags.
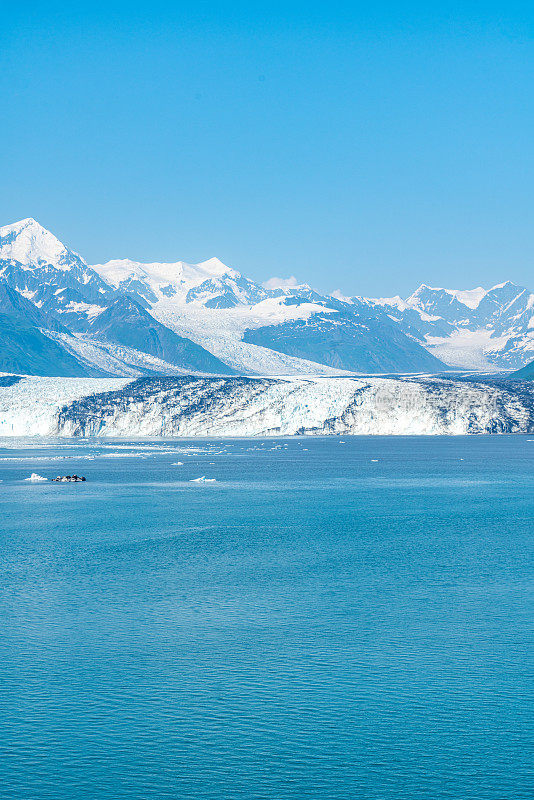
<box><xmin>1</xmin><ymin>1</ymin><xmax>533</xmax><ymax>297</ymax></box>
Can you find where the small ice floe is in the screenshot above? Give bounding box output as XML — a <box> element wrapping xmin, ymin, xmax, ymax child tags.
<box><xmin>190</xmin><ymin>476</ymin><xmax>216</xmax><ymax>483</ymax></box>
<box><xmin>25</xmin><ymin>473</ymin><xmax>47</xmax><ymax>482</ymax></box>
<box><xmin>371</xmin><ymin>459</ymin><xmax>379</xmax><ymax>462</ymax></box>
<box><xmin>52</xmin><ymin>475</ymin><xmax>86</xmax><ymax>483</ymax></box>
<box><xmin>172</xmin><ymin>462</ymin><xmax>184</xmax><ymax>466</ymax></box>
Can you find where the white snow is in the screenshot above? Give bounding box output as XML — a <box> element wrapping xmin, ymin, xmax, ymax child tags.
<box><xmin>19</xmin><ymin>288</ymin><xmax>37</xmax><ymax>301</ymax></box>
<box><xmin>0</xmin><ymin>218</ymin><xmax>84</xmax><ymax>270</ymax></box>
<box><xmin>151</xmin><ymin>297</ymin><xmax>347</xmax><ymax>376</ymax></box>
<box><xmin>61</xmin><ymin>301</ymin><xmax>104</xmax><ymax>320</ymax></box>
<box><xmin>445</xmin><ymin>287</ymin><xmax>486</xmax><ymax>309</ymax></box>
<box><xmin>405</xmin><ymin>284</ymin><xmax>487</xmax><ymax>310</ymax></box>
<box><xmin>425</xmin><ymin>330</ymin><xmax>510</xmax><ymax>370</ymax></box>
<box><xmin>92</xmin><ymin>256</ymin><xmax>240</xmax><ymax>303</ymax></box>
<box><xmin>372</xmin><ymin>295</ymin><xmax>410</xmax><ymax>311</ymax></box>
<box><xmin>44</xmin><ymin>331</ymin><xmax>213</xmax><ymax>377</ymax></box>
<box><xmin>3</xmin><ymin>217</ymin><xmax>533</xmax><ymax>376</ymax></box>
<box><xmin>91</xmin><ymin>254</ymin><xmax>349</xmax><ymax>375</ymax></box>
<box><xmin>24</xmin><ymin>473</ymin><xmax>47</xmax><ymax>481</ymax></box>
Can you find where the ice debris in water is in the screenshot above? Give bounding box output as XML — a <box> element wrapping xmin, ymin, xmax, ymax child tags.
<box><xmin>172</xmin><ymin>461</ymin><xmax>184</xmax><ymax>466</ymax></box>
<box><xmin>25</xmin><ymin>473</ymin><xmax>47</xmax><ymax>482</ymax></box>
<box><xmin>190</xmin><ymin>476</ymin><xmax>217</xmax><ymax>483</ymax></box>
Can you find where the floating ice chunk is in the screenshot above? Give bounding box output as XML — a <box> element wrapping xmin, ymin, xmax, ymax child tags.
<box><xmin>172</xmin><ymin>461</ymin><xmax>184</xmax><ymax>466</ymax></box>
<box><xmin>371</xmin><ymin>459</ymin><xmax>379</xmax><ymax>462</ymax></box>
<box><xmin>190</xmin><ymin>476</ymin><xmax>216</xmax><ymax>483</ymax></box>
<box><xmin>25</xmin><ymin>473</ymin><xmax>47</xmax><ymax>482</ymax></box>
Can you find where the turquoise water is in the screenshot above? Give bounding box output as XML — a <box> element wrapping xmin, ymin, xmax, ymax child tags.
<box><xmin>0</xmin><ymin>436</ymin><xmax>532</xmax><ymax>799</ymax></box>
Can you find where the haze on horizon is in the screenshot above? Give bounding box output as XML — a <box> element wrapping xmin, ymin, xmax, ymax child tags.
<box><xmin>1</xmin><ymin>1</ymin><xmax>533</xmax><ymax>297</ymax></box>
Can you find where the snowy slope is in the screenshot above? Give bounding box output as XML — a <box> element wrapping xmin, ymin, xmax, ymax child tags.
<box><xmin>0</xmin><ymin>220</ymin><xmax>239</xmax><ymax>375</ymax></box>
<box><xmin>366</xmin><ymin>282</ymin><xmax>534</xmax><ymax>370</ymax></box>
<box><xmin>0</xmin><ymin>218</ymin><xmax>110</xmax><ymax>296</ymax></box>
<box><xmin>92</xmin><ymin>257</ymin><xmax>446</xmax><ymax>374</ymax></box>
<box><xmin>1</xmin><ymin>217</ymin><xmax>533</xmax><ymax>376</ymax></box>
<box><xmin>0</xmin><ymin>218</ymin><xmax>85</xmax><ymax>272</ymax></box>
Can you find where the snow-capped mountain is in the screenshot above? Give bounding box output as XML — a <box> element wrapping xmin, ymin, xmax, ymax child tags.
<box><xmin>0</xmin><ymin>284</ymin><xmax>95</xmax><ymax>377</ymax></box>
<box><xmin>366</xmin><ymin>282</ymin><xmax>534</xmax><ymax>370</ymax></box>
<box><xmin>92</xmin><ymin>256</ymin><xmax>278</xmax><ymax>308</ymax></box>
<box><xmin>0</xmin><ymin>219</ymin><xmax>234</xmax><ymax>376</ymax></box>
<box><xmin>90</xmin><ymin>254</ymin><xmax>445</xmax><ymax>374</ymax></box>
<box><xmin>0</xmin><ymin>217</ymin><xmax>111</xmax><ymax>302</ymax></box>
<box><xmin>0</xmin><ymin>217</ymin><xmax>532</xmax><ymax>377</ymax></box>
<box><xmin>0</xmin><ymin>218</ymin><xmax>446</xmax><ymax>377</ymax></box>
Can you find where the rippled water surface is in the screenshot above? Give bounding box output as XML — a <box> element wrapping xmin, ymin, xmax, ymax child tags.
<box><xmin>0</xmin><ymin>436</ymin><xmax>532</xmax><ymax>799</ymax></box>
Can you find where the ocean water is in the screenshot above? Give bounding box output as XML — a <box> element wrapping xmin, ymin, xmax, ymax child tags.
<box><xmin>0</xmin><ymin>435</ymin><xmax>532</xmax><ymax>800</ymax></box>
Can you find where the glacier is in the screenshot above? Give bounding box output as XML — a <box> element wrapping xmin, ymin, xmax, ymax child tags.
<box><xmin>2</xmin><ymin>217</ymin><xmax>534</xmax><ymax>376</ymax></box>
<box><xmin>367</xmin><ymin>281</ymin><xmax>534</xmax><ymax>370</ymax></box>
<box><xmin>0</xmin><ymin>375</ymin><xmax>532</xmax><ymax>437</ymax></box>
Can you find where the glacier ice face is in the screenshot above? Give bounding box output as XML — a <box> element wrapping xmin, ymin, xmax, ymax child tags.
<box><xmin>0</xmin><ymin>375</ymin><xmax>532</xmax><ymax>438</ymax></box>
<box><xmin>0</xmin><ymin>376</ymin><xmax>131</xmax><ymax>436</ymax></box>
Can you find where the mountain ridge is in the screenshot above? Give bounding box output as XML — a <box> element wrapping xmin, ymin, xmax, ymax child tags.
<box><xmin>0</xmin><ymin>217</ymin><xmax>532</xmax><ymax>377</ymax></box>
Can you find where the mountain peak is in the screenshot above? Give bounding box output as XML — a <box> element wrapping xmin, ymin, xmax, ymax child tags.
<box><xmin>489</xmin><ymin>280</ymin><xmax>521</xmax><ymax>292</ymax></box>
<box><xmin>0</xmin><ymin>217</ymin><xmax>50</xmax><ymax>237</ymax></box>
<box><xmin>0</xmin><ymin>217</ymin><xmax>86</xmax><ymax>271</ymax></box>
<box><xmin>197</xmin><ymin>256</ymin><xmax>234</xmax><ymax>275</ymax></box>
<box><xmin>406</xmin><ymin>283</ymin><xmax>487</xmax><ymax>311</ymax></box>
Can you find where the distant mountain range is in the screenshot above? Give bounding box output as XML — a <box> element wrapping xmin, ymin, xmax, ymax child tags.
<box><xmin>366</xmin><ymin>283</ymin><xmax>534</xmax><ymax>370</ymax></box>
<box><xmin>0</xmin><ymin>217</ymin><xmax>532</xmax><ymax>377</ymax></box>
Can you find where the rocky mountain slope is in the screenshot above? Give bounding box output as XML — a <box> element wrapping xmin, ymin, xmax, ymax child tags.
<box><xmin>0</xmin><ymin>218</ymin><xmax>445</xmax><ymax>377</ymax></box>
<box><xmin>0</xmin><ymin>217</ymin><xmax>532</xmax><ymax>377</ymax></box>
<box><xmin>366</xmin><ymin>281</ymin><xmax>534</xmax><ymax>370</ymax></box>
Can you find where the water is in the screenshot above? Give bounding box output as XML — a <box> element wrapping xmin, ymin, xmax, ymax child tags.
<box><xmin>0</xmin><ymin>436</ymin><xmax>532</xmax><ymax>800</ymax></box>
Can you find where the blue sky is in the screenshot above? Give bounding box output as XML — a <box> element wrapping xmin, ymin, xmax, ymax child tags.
<box><xmin>1</xmin><ymin>2</ymin><xmax>533</xmax><ymax>296</ymax></box>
